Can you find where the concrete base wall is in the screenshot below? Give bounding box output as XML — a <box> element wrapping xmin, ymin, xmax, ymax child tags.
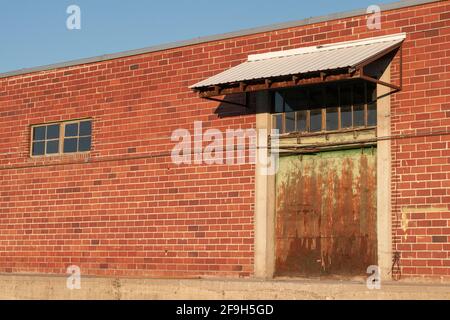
<box><xmin>1</xmin><ymin>274</ymin><xmax>449</xmax><ymax>300</ymax></box>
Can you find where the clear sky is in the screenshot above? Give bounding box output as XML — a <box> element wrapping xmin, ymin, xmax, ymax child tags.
<box><xmin>0</xmin><ymin>0</ymin><xmax>395</xmax><ymax>73</ymax></box>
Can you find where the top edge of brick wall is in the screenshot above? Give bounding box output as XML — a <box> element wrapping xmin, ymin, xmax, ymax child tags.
<box><xmin>0</xmin><ymin>0</ymin><xmax>443</xmax><ymax>80</ymax></box>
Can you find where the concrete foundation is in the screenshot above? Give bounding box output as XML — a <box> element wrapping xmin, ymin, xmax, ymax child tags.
<box><xmin>1</xmin><ymin>274</ymin><xmax>449</xmax><ymax>300</ymax></box>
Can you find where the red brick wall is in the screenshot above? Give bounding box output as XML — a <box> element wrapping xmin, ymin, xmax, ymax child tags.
<box><xmin>0</xmin><ymin>0</ymin><xmax>449</xmax><ymax>279</ymax></box>
<box><xmin>389</xmin><ymin>1</ymin><xmax>450</xmax><ymax>279</ymax></box>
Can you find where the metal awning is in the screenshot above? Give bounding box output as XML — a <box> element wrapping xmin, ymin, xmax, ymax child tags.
<box><xmin>191</xmin><ymin>33</ymin><xmax>405</xmax><ymax>98</ymax></box>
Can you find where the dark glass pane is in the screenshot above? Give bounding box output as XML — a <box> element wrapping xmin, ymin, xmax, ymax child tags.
<box><xmin>354</xmin><ymin>104</ymin><xmax>365</xmax><ymax>127</ymax></box>
<box><xmin>340</xmin><ymin>84</ymin><xmax>353</xmax><ymax>128</ymax></box>
<box><xmin>46</xmin><ymin>124</ymin><xmax>60</xmax><ymax>140</ymax></box>
<box><xmin>285</xmin><ymin>112</ymin><xmax>295</xmax><ymax>133</ymax></box>
<box><xmin>33</xmin><ymin>126</ymin><xmax>45</xmax><ymax>141</ymax></box>
<box><xmin>64</xmin><ymin>138</ymin><xmax>78</xmax><ymax>153</ymax></box>
<box><xmin>367</xmin><ymin>82</ymin><xmax>377</xmax><ymax>126</ymax></box>
<box><xmin>326</xmin><ymin>107</ymin><xmax>339</xmax><ymax>131</ymax></box>
<box><xmin>46</xmin><ymin>140</ymin><xmax>59</xmax><ymax>154</ymax></box>
<box><xmin>78</xmin><ymin>137</ymin><xmax>91</xmax><ymax>152</ymax></box>
<box><xmin>310</xmin><ymin>109</ymin><xmax>322</xmax><ymax>132</ymax></box>
<box><xmin>32</xmin><ymin>142</ymin><xmax>45</xmax><ymax>156</ymax></box>
<box><xmin>309</xmin><ymin>87</ymin><xmax>324</xmax><ymax>109</ymax></box>
<box><xmin>273</xmin><ymin>114</ymin><xmax>283</xmax><ymax>133</ymax></box>
<box><xmin>325</xmin><ymin>85</ymin><xmax>339</xmax><ymax>108</ymax></box>
<box><xmin>353</xmin><ymin>80</ymin><xmax>366</xmax><ymax>127</ymax></box>
<box><xmin>284</xmin><ymin>88</ymin><xmax>308</xmax><ymax>111</ymax></box>
<box><xmin>353</xmin><ymin>82</ymin><xmax>365</xmax><ymax>106</ymax></box>
<box><xmin>79</xmin><ymin>121</ymin><xmax>92</xmax><ymax>136</ymax></box>
<box><xmin>366</xmin><ymin>82</ymin><xmax>377</xmax><ymax>104</ymax></box>
<box><xmin>284</xmin><ymin>97</ymin><xmax>293</xmax><ymax>112</ymax></box>
<box><xmin>274</xmin><ymin>92</ymin><xmax>284</xmax><ymax>113</ymax></box>
<box><xmin>341</xmin><ymin>106</ymin><xmax>352</xmax><ymax>128</ymax></box>
<box><xmin>65</xmin><ymin>123</ymin><xmax>78</xmax><ymax>137</ymax></box>
<box><xmin>296</xmin><ymin>110</ymin><xmax>307</xmax><ymax>132</ymax></box>
<box><xmin>340</xmin><ymin>84</ymin><xmax>352</xmax><ymax>106</ymax></box>
<box><xmin>368</xmin><ymin>103</ymin><xmax>377</xmax><ymax>126</ymax></box>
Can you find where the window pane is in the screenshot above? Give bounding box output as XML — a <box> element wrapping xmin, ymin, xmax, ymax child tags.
<box><xmin>285</xmin><ymin>112</ymin><xmax>295</xmax><ymax>133</ymax></box>
<box><xmin>33</xmin><ymin>126</ymin><xmax>45</xmax><ymax>141</ymax></box>
<box><xmin>367</xmin><ymin>103</ymin><xmax>377</xmax><ymax>126</ymax></box>
<box><xmin>341</xmin><ymin>106</ymin><xmax>352</xmax><ymax>128</ymax></box>
<box><xmin>46</xmin><ymin>140</ymin><xmax>59</xmax><ymax>154</ymax></box>
<box><xmin>285</xmin><ymin>88</ymin><xmax>308</xmax><ymax>111</ymax></box>
<box><xmin>78</xmin><ymin>137</ymin><xmax>91</xmax><ymax>152</ymax></box>
<box><xmin>273</xmin><ymin>114</ymin><xmax>283</xmax><ymax>133</ymax></box>
<box><xmin>32</xmin><ymin>142</ymin><xmax>45</xmax><ymax>156</ymax></box>
<box><xmin>366</xmin><ymin>82</ymin><xmax>377</xmax><ymax>104</ymax></box>
<box><xmin>353</xmin><ymin>104</ymin><xmax>365</xmax><ymax>127</ymax></box>
<box><xmin>325</xmin><ymin>85</ymin><xmax>339</xmax><ymax>108</ymax></box>
<box><xmin>64</xmin><ymin>138</ymin><xmax>78</xmax><ymax>153</ymax></box>
<box><xmin>296</xmin><ymin>110</ymin><xmax>307</xmax><ymax>132</ymax></box>
<box><xmin>340</xmin><ymin>84</ymin><xmax>353</xmax><ymax>128</ymax></box>
<box><xmin>79</xmin><ymin>121</ymin><xmax>92</xmax><ymax>136</ymax></box>
<box><xmin>353</xmin><ymin>82</ymin><xmax>365</xmax><ymax>106</ymax></box>
<box><xmin>65</xmin><ymin>123</ymin><xmax>78</xmax><ymax>137</ymax></box>
<box><xmin>353</xmin><ymin>82</ymin><xmax>365</xmax><ymax>127</ymax></box>
<box><xmin>310</xmin><ymin>109</ymin><xmax>322</xmax><ymax>132</ymax></box>
<box><xmin>274</xmin><ymin>92</ymin><xmax>284</xmax><ymax>113</ymax></box>
<box><xmin>326</xmin><ymin>107</ymin><xmax>339</xmax><ymax>131</ymax></box>
<box><xmin>309</xmin><ymin>87</ymin><xmax>324</xmax><ymax>109</ymax></box>
<box><xmin>46</xmin><ymin>124</ymin><xmax>60</xmax><ymax>140</ymax></box>
<box><xmin>367</xmin><ymin>82</ymin><xmax>377</xmax><ymax>126</ymax></box>
<box><xmin>340</xmin><ymin>84</ymin><xmax>352</xmax><ymax>106</ymax></box>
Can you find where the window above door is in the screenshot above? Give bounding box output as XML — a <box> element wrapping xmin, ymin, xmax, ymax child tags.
<box><xmin>271</xmin><ymin>80</ymin><xmax>377</xmax><ymax>135</ymax></box>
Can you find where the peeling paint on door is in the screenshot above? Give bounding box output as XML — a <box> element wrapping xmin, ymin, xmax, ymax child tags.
<box><xmin>275</xmin><ymin>148</ymin><xmax>377</xmax><ymax>277</ymax></box>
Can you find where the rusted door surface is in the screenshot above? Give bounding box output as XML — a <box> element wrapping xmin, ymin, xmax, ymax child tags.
<box><xmin>275</xmin><ymin>147</ymin><xmax>377</xmax><ymax>277</ymax></box>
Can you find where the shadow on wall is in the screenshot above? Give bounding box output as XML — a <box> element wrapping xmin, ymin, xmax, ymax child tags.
<box><xmin>213</xmin><ymin>92</ymin><xmax>259</xmax><ymax>118</ymax></box>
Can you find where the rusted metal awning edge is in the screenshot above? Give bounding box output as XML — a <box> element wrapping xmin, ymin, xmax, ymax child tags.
<box><xmin>196</xmin><ymin>68</ymin><xmax>361</xmax><ymax>98</ymax></box>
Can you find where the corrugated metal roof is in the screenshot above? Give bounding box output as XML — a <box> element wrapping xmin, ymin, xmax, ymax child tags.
<box><xmin>191</xmin><ymin>33</ymin><xmax>405</xmax><ymax>89</ymax></box>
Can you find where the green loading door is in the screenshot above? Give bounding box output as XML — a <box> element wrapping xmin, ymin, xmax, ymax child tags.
<box><xmin>275</xmin><ymin>147</ymin><xmax>377</xmax><ymax>277</ymax></box>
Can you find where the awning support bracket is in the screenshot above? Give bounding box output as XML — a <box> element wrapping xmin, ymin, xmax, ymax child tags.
<box><xmin>356</xmin><ymin>43</ymin><xmax>403</xmax><ymax>92</ymax></box>
<box><xmin>358</xmin><ymin>64</ymin><xmax>402</xmax><ymax>92</ymax></box>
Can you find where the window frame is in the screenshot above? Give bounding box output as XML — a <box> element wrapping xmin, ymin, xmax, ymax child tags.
<box><xmin>30</xmin><ymin>119</ymin><xmax>93</xmax><ymax>158</ymax></box>
<box><xmin>30</xmin><ymin>123</ymin><xmax>61</xmax><ymax>157</ymax></box>
<box><xmin>271</xmin><ymin>81</ymin><xmax>377</xmax><ymax>135</ymax></box>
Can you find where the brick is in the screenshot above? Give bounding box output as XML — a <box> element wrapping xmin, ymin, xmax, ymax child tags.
<box><xmin>432</xmin><ymin>236</ymin><xmax>448</xmax><ymax>243</ymax></box>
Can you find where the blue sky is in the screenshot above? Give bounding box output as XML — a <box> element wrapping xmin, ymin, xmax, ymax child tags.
<box><xmin>0</xmin><ymin>0</ymin><xmax>394</xmax><ymax>73</ymax></box>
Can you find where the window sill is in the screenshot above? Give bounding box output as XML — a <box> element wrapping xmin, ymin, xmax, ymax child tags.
<box><xmin>27</xmin><ymin>152</ymin><xmax>92</xmax><ymax>165</ymax></box>
<box><xmin>272</xmin><ymin>126</ymin><xmax>377</xmax><ymax>139</ymax></box>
